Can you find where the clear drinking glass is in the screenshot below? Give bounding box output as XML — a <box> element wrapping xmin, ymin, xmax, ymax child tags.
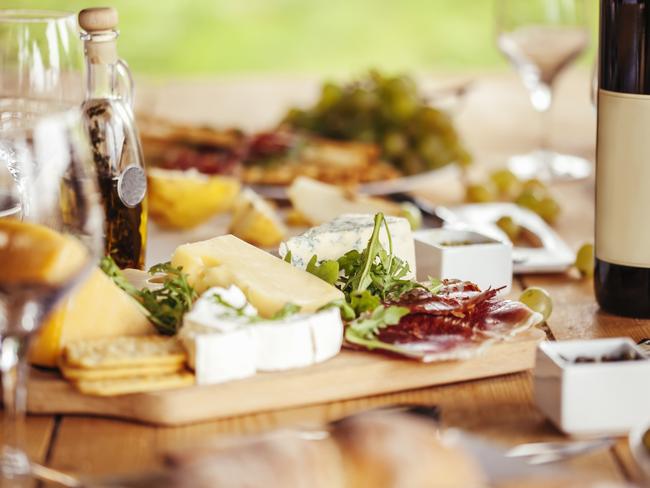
<box><xmin>496</xmin><ymin>0</ymin><xmax>591</xmax><ymax>181</ymax></box>
<box><xmin>0</xmin><ymin>10</ymin><xmax>102</xmax><ymax>485</ymax></box>
<box><xmin>0</xmin><ymin>9</ymin><xmax>85</xmax><ymax>220</ymax></box>
<box><xmin>0</xmin><ymin>101</ymin><xmax>103</xmax><ymax>484</ymax></box>
<box><xmin>0</xmin><ymin>10</ymin><xmax>84</xmax><ymax>104</ymax></box>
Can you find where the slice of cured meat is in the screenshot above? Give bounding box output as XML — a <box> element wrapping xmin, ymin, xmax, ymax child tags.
<box><xmin>346</xmin><ymin>280</ymin><xmax>543</xmax><ymax>362</ymax></box>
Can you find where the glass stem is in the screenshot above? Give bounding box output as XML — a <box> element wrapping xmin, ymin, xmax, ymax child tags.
<box><xmin>539</xmin><ymin>104</ymin><xmax>552</xmax><ymax>154</ymax></box>
<box><xmin>1</xmin><ymin>301</ymin><xmax>35</xmax><ymax>479</ymax></box>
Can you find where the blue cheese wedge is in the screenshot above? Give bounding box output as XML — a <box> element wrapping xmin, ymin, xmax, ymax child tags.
<box><xmin>179</xmin><ymin>286</ymin><xmax>343</xmax><ymax>384</ymax></box>
<box><xmin>279</xmin><ymin>214</ymin><xmax>417</xmax><ymax>279</ymax></box>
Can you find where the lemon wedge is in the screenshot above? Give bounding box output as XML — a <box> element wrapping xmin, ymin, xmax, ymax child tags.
<box><xmin>0</xmin><ymin>219</ymin><xmax>88</xmax><ymax>286</ymax></box>
<box><xmin>147</xmin><ymin>168</ymin><xmax>241</xmax><ymax>229</ymax></box>
<box><xmin>228</xmin><ymin>188</ymin><xmax>286</xmax><ymax>248</ymax></box>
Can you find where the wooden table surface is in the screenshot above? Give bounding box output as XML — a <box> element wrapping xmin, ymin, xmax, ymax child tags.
<box><xmin>4</xmin><ymin>69</ymin><xmax>650</xmax><ymax>486</ymax></box>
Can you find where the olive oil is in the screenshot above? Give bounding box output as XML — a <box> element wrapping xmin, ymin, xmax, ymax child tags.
<box><xmin>85</xmin><ymin>100</ymin><xmax>147</xmax><ymax>269</ymax></box>
<box><xmin>79</xmin><ymin>8</ymin><xmax>147</xmax><ymax>269</ymax></box>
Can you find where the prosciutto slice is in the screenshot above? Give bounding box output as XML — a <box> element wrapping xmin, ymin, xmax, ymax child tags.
<box><xmin>346</xmin><ymin>280</ymin><xmax>543</xmax><ymax>362</ymax></box>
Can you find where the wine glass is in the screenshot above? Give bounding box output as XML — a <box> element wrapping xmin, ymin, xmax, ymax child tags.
<box><xmin>496</xmin><ymin>0</ymin><xmax>591</xmax><ymax>181</ymax></box>
<box><xmin>0</xmin><ymin>10</ymin><xmax>101</xmax><ymax>485</ymax></box>
<box><xmin>0</xmin><ymin>10</ymin><xmax>84</xmax><ymax>104</ymax></box>
<box><xmin>0</xmin><ymin>101</ymin><xmax>103</xmax><ymax>484</ymax></box>
<box><xmin>0</xmin><ymin>9</ymin><xmax>85</xmax><ymax>219</ymax></box>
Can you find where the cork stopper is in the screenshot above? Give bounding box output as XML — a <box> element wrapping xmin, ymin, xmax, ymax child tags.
<box><xmin>79</xmin><ymin>7</ymin><xmax>119</xmax><ymax>65</ymax></box>
<box><xmin>79</xmin><ymin>7</ymin><xmax>118</xmax><ymax>33</ymax></box>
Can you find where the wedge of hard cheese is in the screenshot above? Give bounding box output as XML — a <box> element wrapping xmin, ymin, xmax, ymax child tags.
<box><xmin>171</xmin><ymin>234</ymin><xmax>343</xmax><ymax>317</ymax></box>
<box><xmin>30</xmin><ymin>269</ymin><xmax>153</xmax><ymax>367</ymax></box>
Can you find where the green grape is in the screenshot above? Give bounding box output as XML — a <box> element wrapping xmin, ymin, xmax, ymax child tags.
<box><xmin>575</xmin><ymin>243</ymin><xmax>594</xmax><ymax>278</ymax></box>
<box><xmin>357</xmin><ymin>129</ymin><xmax>376</xmax><ymax>143</ymax></box>
<box><xmin>418</xmin><ymin>107</ymin><xmax>446</xmax><ymax>130</ymax></box>
<box><xmin>282</xmin><ymin>70</ymin><xmax>472</xmax><ymax>172</ymax></box>
<box><xmin>283</xmin><ymin>108</ymin><xmax>309</xmax><ymax>128</ymax></box>
<box><xmin>401</xmin><ymin>153</ymin><xmax>426</xmax><ymax>175</ymax></box>
<box><xmin>521</xmin><ymin>178</ymin><xmax>547</xmax><ymax>197</ymax></box>
<box><xmin>417</xmin><ymin>135</ymin><xmax>445</xmax><ymax>167</ymax></box>
<box><xmin>382</xmin><ymin>131</ymin><xmax>408</xmax><ymax>158</ymax></box>
<box><xmin>318</xmin><ymin>81</ymin><xmax>343</xmax><ymax>110</ymax></box>
<box><xmin>399</xmin><ymin>202</ymin><xmax>423</xmax><ymax>230</ymax></box>
<box><xmin>351</xmin><ymin>89</ymin><xmax>379</xmax><ymax>112</ymax></box>
<box><xmin>396</xmin><ymin>74</ymin><xmax>418</xmax><ymax>97</ymax></box>
<box><xmin>383</xmin><ymin>75</ymin><xmax>416</xmax><ymax>99</ymax></box>
<box><xmin>456</xmin><ymin>147</ymin><xmax>473</xmax><ymax>167</ymax></box>
<box><xmin>466</xmin><ymin>183</ymin><xmax>497</xmax><ymax>203</ymax></box>
<box><xmin>515</xmin><ymin>189</ymin><xmax>543</xmax><ymax>212</ymax></box>
<box><xmin>536</xmin><ymin>196</ymin><xmax>561</xmax><ymax>224</ymax></box>
<box><xmin>388</xmin><ymin>93</ymin><xmax>418</xmax><ymax>121</ymax></box>
<box><xmin>496</xmin><ymin>215</ymin><xmax>521</xmax><ymax>241</ymax></box>
<box><xmin>490</xmin><ymin>169</ymin><xmax>521</xmax><ymax>198</ymax></box>
<box><xmin>519</xmin><ymin>287</ymin><xmax>553</xmax><ymax>321</ymax></box>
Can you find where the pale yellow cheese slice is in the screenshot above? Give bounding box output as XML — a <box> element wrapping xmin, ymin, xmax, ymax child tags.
<box><xmin>171</xmin><ymin>234</ymin><xmax>343</xmax><ymax>317</ymax></box>
<box><xmin>30</xmin><ymin>269</ymin><xmax>154</xmax><ymax>367</ymax></box>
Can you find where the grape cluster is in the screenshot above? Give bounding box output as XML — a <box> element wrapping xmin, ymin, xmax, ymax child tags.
<box><xmin>466</xmin><ymin>169</ymin><xmax>561</xmax><ymax>224</ymax></box>
<box><xmin>283</xmin><ymin>71</ymin><xmax>472</xmax><ymax>175</ymax></box>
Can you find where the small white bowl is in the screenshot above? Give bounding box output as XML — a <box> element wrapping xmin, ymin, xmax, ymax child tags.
<box><xmin>533</xmin><ymin>338</ymin><xmax>650</xmax><ymax>437</ymax></box>
<box><xmin>413</xmin><ymin>228</ymin><xmax>512</xmax><ymax>293</ymax></box>
<box><xmin>629</xmin><ymin>419</ymin><xmax>650</xmax><ymax>483</ymax></box>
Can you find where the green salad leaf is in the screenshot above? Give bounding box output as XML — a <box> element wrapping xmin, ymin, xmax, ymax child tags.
<box><xmin>306</xmin><ymin>213</ymin><xmax>427</xmax><ymax>310</ymax></box>
<box><xmin>100</xmin><ymin>256</ymin><xmax>138</xmax><ymax>296</ymax></box>
<box><xmin>344</xmin><ymin>304</ymin><xmax>410</xmax><ymax>352</ymax></box>
<box><xmin>101</xmin><ymin>257</ymin><xmax>197</xmax><ymax>335</ymax></box>
<box><xmin>271</xmin><ymin>303</ymin><xmax>301</xmax><ymax>320</ymax></box>
<box><xmin>306</xmin><ymin>255</ymin><xmax>339</xmax><ymax>286</ymax></box>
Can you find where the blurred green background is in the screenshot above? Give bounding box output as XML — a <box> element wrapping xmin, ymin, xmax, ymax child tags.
<box><xmin>6</xmin><ymin>0</ymin><xmax>596</xmax><ymax>77</ymax></box>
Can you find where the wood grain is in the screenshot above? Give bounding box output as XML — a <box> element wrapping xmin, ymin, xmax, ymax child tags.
<box><xmin>27</xmin><ymin>329</ymin><xmax>543</xmax><ymax>426</ymax></box>
<box><xmin>46</xmin><ymin>373</ymin><xmax>625</xmax><ymax>482</ymax></box>
<box><xmin>0</xmin><ymin>413</ymin><xmax>55</xmax><ymax>463</ymax></box>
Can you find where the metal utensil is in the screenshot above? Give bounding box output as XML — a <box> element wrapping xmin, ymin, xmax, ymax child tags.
<box><xmin>506</xmin><ymin>438</ymin><xmax>615</xmax><ymax>465</ymax></box>
<box><xmin>388</xmin><ymin>192</ymin><xmax>443</xmax><ymax>228</ymax></box>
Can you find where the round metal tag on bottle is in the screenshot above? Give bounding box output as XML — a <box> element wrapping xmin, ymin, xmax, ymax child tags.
<box><xmin>117</xmin><ymin>165</ymin><xmax>146</xmax><ymax>208</ymax></box>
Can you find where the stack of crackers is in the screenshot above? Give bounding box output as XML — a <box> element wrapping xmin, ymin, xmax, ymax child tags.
<box><xmin>59</xmin><ymin>336</ymin><xmax>194</xmax><ymax>396</ymax></box>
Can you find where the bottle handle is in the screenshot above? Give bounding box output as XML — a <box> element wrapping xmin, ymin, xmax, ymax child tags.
<box><xmin>115</xmin><ymin>58</ymin><xmax>135</xmax><ymax>109</ymax></box>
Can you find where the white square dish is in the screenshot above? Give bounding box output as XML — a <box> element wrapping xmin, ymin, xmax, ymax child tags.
<box><xmin>435</xmin><ymin>203</ymin><xmax>575</xmax><ymax>274</ymax></box>
<box><xmin>533</xmin><ymin>338</ymin><xmax>650</xmax><ymax>437</ymax></box>
<box><xmin>413</xmin><ymin>228</ymin><xmax>512</xmax><ymax>293</ymax></box>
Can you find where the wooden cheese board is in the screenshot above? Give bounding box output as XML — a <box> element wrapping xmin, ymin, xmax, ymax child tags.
<box><xmin>27</xmin><ymin>328</ymin><xmax>545</xmax><ymax>426</ymax></box>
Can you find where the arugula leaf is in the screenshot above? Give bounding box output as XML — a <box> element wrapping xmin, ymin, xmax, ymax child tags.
<box><xmin>283</xmin><ymin>250</ymin><xmax>292</xmax><ymax>263</ymax></box>
<box><xmin>100</xmin><ymin>256</ymin><xmax>138</xmax><ymax>296</ymax></box>
<box><xmin>319</xmin><ymin>299</ymin><xmax>356</xmax><ymax>321</ymax></box>
<box><xmin>211</xmin><ymin>293</ymin><xmax>253</xmax><ymax>318</ymax></box>
<box><xmin>344</xmin><ymin>304</ymin><xmax>409</xmax><ymax>350</ymax></box>
<box><xmin>306</xmin><ymin>255</ymin><xmax>339</xmax><ymax>285</ymax></box>
<box><xmin>271</xmin><ymin>303</ymin><xmax>301</xmax><ymax>320</ymax></box>
<box><xmin>140</xmin><ymin>263</ymin><xmax>198</xmax><ymax>335</ymax></box>
<box><xmin>100</xmin><ymin>257</ymin><xmax>197</xmax><ymax>336</ymax></box>
<box><xmin>426</xmin><ymin>277</ymin><xmax>443</xmax><ymax>294</ymax></box>
<box><xmin>349</xmin><ymin>290</ymin><xmax>380</xmax><ymax>315</ymax></box>
<box><xmin>301</xmin><ymin>213</ymin><xmax>427</xmax><ymax>319</ymax></box>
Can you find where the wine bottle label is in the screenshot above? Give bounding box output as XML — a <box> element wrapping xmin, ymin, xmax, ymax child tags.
<box><xmin>117</xmin><ymin>165</ymin><xmax>146</xmax><ymax>208</ymax></box>
<box><xmin>596</xmin><ymin>89</ymin><xmax>650</xmax><ymax>267</ymax></box>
